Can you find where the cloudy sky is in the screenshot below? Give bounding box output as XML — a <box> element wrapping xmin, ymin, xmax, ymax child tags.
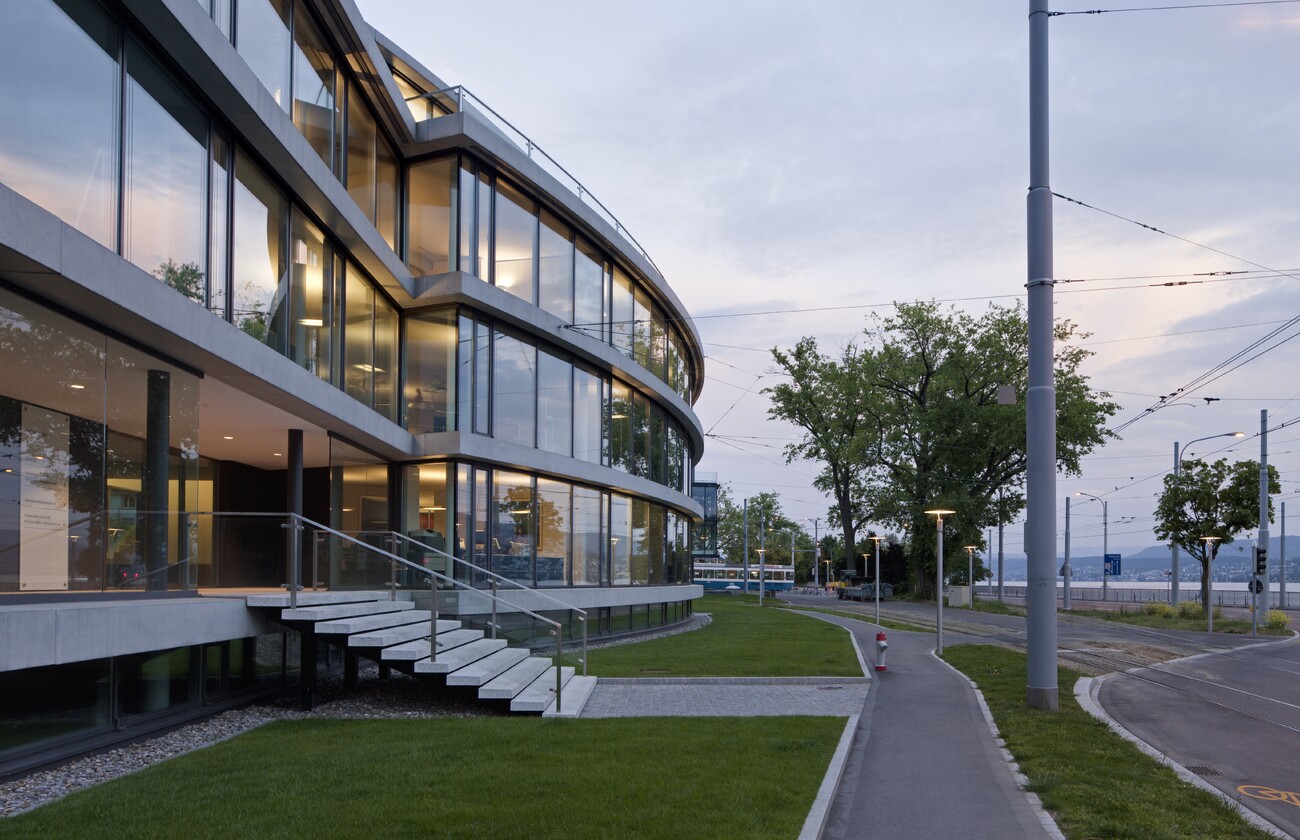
<box><xmin>358</xmin><ymin>0</ymin><xmax>1300</xmax><ymax>562</ymax></box>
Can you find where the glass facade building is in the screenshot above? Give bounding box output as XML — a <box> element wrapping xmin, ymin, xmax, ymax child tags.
<box><xmin>0</xmin><ymin>0</ymin><xmax>704</xmax><ymax>773</ymax></box>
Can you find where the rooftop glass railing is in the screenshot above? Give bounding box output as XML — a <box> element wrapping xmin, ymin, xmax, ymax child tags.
<box><xmin>409</xmin><ymin>86</ymin><xmax>662</xmax><ymax>276</ymax></box>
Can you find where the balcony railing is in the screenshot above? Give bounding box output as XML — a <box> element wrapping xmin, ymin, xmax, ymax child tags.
<box><xmin>408</xmin><ymin>85</ymin><xmax>662</xmax><ymax>276</ymax></box>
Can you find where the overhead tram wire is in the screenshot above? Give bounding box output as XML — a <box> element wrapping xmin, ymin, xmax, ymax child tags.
<box><xmin>1049</xmin><ymin>0</ymin><xmax>1300</xmax><ymax>14</ymax></box>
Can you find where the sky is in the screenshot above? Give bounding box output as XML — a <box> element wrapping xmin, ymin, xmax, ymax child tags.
<box><xmin>357</xmin><ymin>0</ymin><xmax>1300</xmax><ymax>563</ymax></box>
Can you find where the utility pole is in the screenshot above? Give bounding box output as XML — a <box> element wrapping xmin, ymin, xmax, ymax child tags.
<box><xmin>1171</xmin><ymin>441</ymin><xmax>1181</xmax><ymax>607</ymax></box>
<box><xmin>1063</xmin><ymin>496</ymin><xmax>1071</xmax><ymax>610</ymax></box>
<box><xmin>1026</xmin><ymin>0</ymin><xmax>1059</xmax><ymax>711</ymax></box>
<box><xmin>810</xmin><ymin>518</ymin><xmax>820</xmax><ymax>588</ymax></box>
<box><xmin>997</xmin><ymin>489</ymin><xmax>1005</xmax><ymax>602</ymax></box>
<box><xmin>759</xmin><ymin>510</ymin><xmax>767</xmax><ymax>607</ymax></box>
<box><xmin>1282</xmin><ymin>502</ymin><xmax>1287</xmax><ymax>609</ymax></box>
<box><xmin>1256</xmin><ymin>410</ymin><xmax>1269</xmax><ymax>638</ymax></box>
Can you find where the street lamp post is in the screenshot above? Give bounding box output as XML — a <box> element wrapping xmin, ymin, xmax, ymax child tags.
<box><xmin>1200</xmin><ymin>535</ymin><xmax>1221</xmax><ymax>632</ymax></box>
<box><xmin>1076</xmin><ymin>492</ymin><xmax>1108</xmax><ymax>600</ymax></box>
<box><xmin>925</xmin><ymin>509</ymin><xmax>956</xmax><ymax>654</ymax></box>
<box><xmin>1173</xmin><ymin>432</ymin><xmax>1246</xmax><ymax>606</ymax></box>
<box><xmin>1063</xmin><ymin>496</ymin><xmax>1071</xmax><ymax>610</ymax></box>
<box><xmin>964</xmin><ymin>545</ymin><xmax>976</xmax><ymax>605</ymax></box>
<box><xmin>824</xmin><ymin>558</ymin><xmax>833</xmax><ymax>589</ymax></box>
<box><xmin>869</xmin><ymin>535</ymin><xmax>883</xmax><ymax>625</ymax></box>
<box><xmin>807</xmin><ymin>518</ymin><xmax>820</xmax><ymax>588</ymax></box>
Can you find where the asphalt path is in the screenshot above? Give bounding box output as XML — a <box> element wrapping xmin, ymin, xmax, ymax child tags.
<box><xmin>784</xmin><ymin>593</ymin><xmax>1298</xmax><ymax>838</ymax></box>
<box><xmin>1097</xmin><ymin>637</ymin><xmax>1300</xmax><ymax>837</ymax></box>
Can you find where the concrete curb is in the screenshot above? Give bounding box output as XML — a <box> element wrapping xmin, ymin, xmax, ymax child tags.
<box><xmin>797</xmin><ymin>713</ymin><xmax>860</xmax><ymax>840</ymax></box>
<box><xmin>931</xmin><ymin>650</ymin><xmax>1066</xmax><ymax>840</ymax></box>
<box><xmin>1076</xmin><ymin>674</ymin><xmax>1291</xmax><ymax>839</ymax></box>
<box><xmin>594</xmin><ymin>676</ymin><xmax>869</xmax><ymax>685</ymax></box>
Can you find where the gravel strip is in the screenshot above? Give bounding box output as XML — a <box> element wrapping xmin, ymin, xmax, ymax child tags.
<box><xmin>1</xmin><ymin>615</ymin><xmax>710</xmax><ymax>818</ymax></box>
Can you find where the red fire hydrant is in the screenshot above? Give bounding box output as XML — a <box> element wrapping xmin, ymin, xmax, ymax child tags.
<box><xmin>875</xmin><ymin>631</ymin><xmax>888</xmax><ymax>672</ymax></box>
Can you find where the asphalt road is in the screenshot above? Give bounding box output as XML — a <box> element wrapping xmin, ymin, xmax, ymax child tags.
<box><xmin>1098</xmin><ymin>637</ymin><xmax>1300</xmax><ymax>837</ymax></box>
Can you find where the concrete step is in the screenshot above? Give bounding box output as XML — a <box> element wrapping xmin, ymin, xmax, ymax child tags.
<box><xmin>315</xmin><ymin>611</ymin><xmax>445</xmax><ymax>635</ymax></box>
<box><xmin>446</xmin><ymin>647</ymin><xmax>530</xmax><ymax>687</ymax></box>
<box><xmin>479</xmin><ymin>657</ymin><xmax>552</xmax><ymax>700</ymax></box>
<box><xmin>348</xmin><ymin>620</ymin><xmax>449</xmax><ymax>648</ymax></box>
<box><xmin>246</xmin><ymin>591</ymin><xmax>392</xmax><ymax>609</ymax></box>
<box><xmin>543</xmin><ymin>675</ymin><xmax>598</xmax><ymax>718</ymax></box>
<box><xmin>511</xmin><ymin>666</ymin><xmax>575</xmax><ymax>713</ymax></box>
<box><xmin>414</xmin><ymin>638</ymin><xmax>506</xmax><ymax>674</ymax></box>
<box><xmin>280</xmin><ymin>600</ymin><xmax>414</xmax><ymax>622</ymax></box>
<box><xmin>383</xmin><ymin>628</ymin><xmax>483</xmax><ymax>661</ymax></box>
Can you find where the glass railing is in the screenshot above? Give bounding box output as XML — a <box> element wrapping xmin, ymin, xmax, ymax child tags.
<box><xmin>409</xmin><ymin>86</ymin><xmax>662</xmax><ymax>276</ymax></box>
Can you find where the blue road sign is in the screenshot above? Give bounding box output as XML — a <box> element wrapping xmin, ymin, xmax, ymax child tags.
<box><xmin>1104</xmin><ymin>553</ymin><xmax>1121</xmax><ymax>576</ymax></box>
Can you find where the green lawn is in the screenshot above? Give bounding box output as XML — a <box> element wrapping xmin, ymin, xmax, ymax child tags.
<box><xmin>586</xmin><ymin>594</ymin><xmax>861</xmax><ymax>677</ymax></box>
<box><xmin>781</xmin><ymin>604</ymin><xmax>931</xmax><ymax>634</ymax></box>
<box><xmin>3</xmin><ymin>716</ymin><xmax>845</xmax><ymax>840</ymax></box>
<box><xmin>1061</xmin><ymin>607</ymin><xmax>1288</xmax><ymax>635</ymax></box>
<box><xmin>944</xmin><ymin>645</ymin><xmax>1273</xmax><ymax>839</ymax></box>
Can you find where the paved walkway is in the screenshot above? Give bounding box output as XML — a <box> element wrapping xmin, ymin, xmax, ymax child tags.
<box><xmin>581</xmin><ymin>677</ymin><xmax>869</xmax><ymax>718</ymax></box>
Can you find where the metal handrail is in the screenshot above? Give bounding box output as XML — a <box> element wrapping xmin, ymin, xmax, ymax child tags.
<box><xmin>290</xmin><ymin>515</ymin><xmax>569</xmax><ymax>713</ymax></box>
<box><xmin>408</xmin><ymin>84</ymin><xmax>662</xmax><ymax>276</ymax></box>
<box><xmin>381</xmin><ymin>531</ymin><xmax>587</xmax><ymax>677</ymax></box>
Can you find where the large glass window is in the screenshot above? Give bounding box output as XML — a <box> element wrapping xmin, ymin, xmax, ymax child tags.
<box><xmin>492</xmin><ymin>331</ymin><xmax>535</xmax><ymax>447</ymax></box>
<box><xmin>611</xmin><ymin>268</ymin><xmax>634</xmax><ymax>357</ymax></box>
<box><xmin>610</xmin><ymin>382</ymin><xmax>632</xmax><ymax>474</ymax></box>
<box><xmin>343</xmin><ymin>268</ymin><xmax>374</xmax><ymax>407</ymax></box>
<box><xmin>405</xmin><ymin>309</ymin><xmax>457</xmax><ymax>434</ymax></box>
<box><xmin>0</xmin><ymin>0</ymin><xmax>121</xmax><ymax>250</ymax></box>
<box><xmin>493</xmin><ymin>180</ymin><xmax>536</xmax><ymax>303</ymax></box>
<box><xmin>537</xmin><ymin>351</ymin><xmax>572</xmax><ymax>457</ymax></box>
<box><xmin>209</xmin><ymin>135</ymin><xmax>231</xmax><ymax>318</ymax></box>
<box><xmin>376</xmin><ymin>135</ymin><xmax>398</xmax><ymax>251</ymax></box>
<box><xmin>536</xmin><ymin>478</ymin><xmax>570</xmax><ymax>587</ymax></box>
<box><xmin>124</xmin><ymin>39</ymin><xmax>208</xmax><ymax>297</ymax></box>
<box><xmin>282</xmin><ymin>213</ymin><xmax>334</xmax><ymax>380</ymax></box>
<box><xmin>573</xmin><ymin>366</ymin><xmax>605</xmax><ymax>465</ymax></box>
<box><xmin>374</xmin><ymin>292</ymin><xmax>398</xmax><ymax>422</ymax></box>
<box><xmin>574</xmin><ymin>237</ymin><xmax>607</xmax><ymax>343</ymax></box>
<box><xmin>290</xmin><ymin>0</ymin><xmax>338</xmax><ymax>174</ymax></box>
<box><xmin>236</xmin><ymin>0</ymin><xmax>291</xmax><ymax>113</ymax></box>
<box><xmin>346</xmin><ymin>82</ymin><xmax>377</xmax><ymax>223</ymax></box>
<box><xmin>610</xmin><ymin>495</ymin><xmax>631</xmax><ymax>586</ymax></box>
<box><xmin>407</xmin><ymin>156</ymin><xmax>457</xmax><ymax>276</ymax></box>
<box><xmin>630</xmin><ymin>498</ymin><xmax>649</xmax><ymax>585</ymax></box>
<box><xmin>492</xmin><ymin>471</ymin><xmax>533</xmax><ymax>584</ymax></box>
<box><xmin>572</xmin><ymin>487</ymin><xmax>604</xmax><ymax>586</ymax></box>
<box><xmin>648</xmin><ymin>504</ymin><xmax>665</xmax><ymax>585</ymax></box>
<box><xmin>231</xmin><ymin>151</ymin><xmax>287</xmax><ymax>344</ymax></box>
<box><xmin>538</xmin><ymin>211</ymin><xmax>573</xmax><ymax>323</ymax></box>
<box><xmin>474</xmin><ymin>320</ymin><xmax>490</xmax><ymax>434</ymax></box>
<box><xmin>633</xmin><ymin>287</ymin><xmax>652</xmax><ymax>370</ymax></box>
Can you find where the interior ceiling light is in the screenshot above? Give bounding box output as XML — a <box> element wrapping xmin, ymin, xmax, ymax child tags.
<box><xmin>223</xmin><ymin>435</ymin><xmax>234</xmax><ymax>440</ymax></box>
<box><xmin>299</xmin><ymin>318</ymin><xmax>324</xmax><ymax>327</ymax></box>
<box><xmin>69</xmin><ymin>384</ymin><xmax>85</xmax><ymax>390</ymax></box>
<box><xmin>273</xmin><ymin>452</ymin><xmax>282</xmax><ymax>457</ymax></box>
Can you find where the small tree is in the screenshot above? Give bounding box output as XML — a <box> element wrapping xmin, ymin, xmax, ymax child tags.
<box><xmin>154</xmin><ymin>259</ymin><xmax>206</xmax><ymax>304</ymax></box>
<box><xmin>1154</xmin><ymin>458</ymin><xmax>1279</xmax><ymax>617</ymax></box>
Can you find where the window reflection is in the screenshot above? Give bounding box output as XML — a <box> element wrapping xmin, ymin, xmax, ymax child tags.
<box><xmin>236</xmin><ymin>0</ymin><xmax>291</xmax><ymax>113</ymax></box>
<box><xmin>231</xmin><ymin>151</ymin><xmax>287</xmax><ymax>344</ymax></box>
<box><xmin>537</xmin><ymin>351</ymin><xmax>571</xmax><ymax>457</ymax></box>
<box><xmin>291</xmin><ymin>0</ymin><xmax>338</xmax><ymax>174</ymax></box>
<box><xmin>494</xmin><ymin>180</ymin><xmax>537</xmax><ymax>303</ymax></box>
<box><xmin>539</xmin><ymin>211</ymin><xmax>573</xmax><ymax>323</ymax></box>
<box><xmin>492</xmin><ymin>331</ymin><xmax>535</xmax><ymax>448</ymax></box>
<box><xmin>407</xmin><ymin>156</ymin><xmax>456</xmax><ymax>276</ymax></box>
<box><xmin>405</xmin><ymin>309</ymin><xmax>457</xmax><ymax>434</ymax></box>
<box><xmin>492</xmin><ymin>471</ymin><xmax>533</xmax><ymax>584</ymax></box>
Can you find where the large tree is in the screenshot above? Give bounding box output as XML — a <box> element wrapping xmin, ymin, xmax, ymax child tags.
<box><xmin>767</xmin><ymin>339</ymin><xmax>874</xmax><ymax>576</ymax></box>
<box><xmin>714</xmin><ymin>487</ymin><xmax>813</xmax><ymax>579</ymax></box>
<box><xmin>1154</xmin><ymin>457</ymin><xmax>1279</xmax><ymax>617</ymax></box>
<box><xmin>770</xmin><ymin>301</ymin><xmax>1117</xmax><ymax>596</ymax></box>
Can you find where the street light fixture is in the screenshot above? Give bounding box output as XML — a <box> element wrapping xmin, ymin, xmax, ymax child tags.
<box><xmin>805</xmin><ymin>518</ymin><xmax>820</xmax><ymax>588</ymax></box>
<box><xmin>1171</xmin><ymin>431</ymin><xmax>1246</xmax><ymax>606</ymax></box>
<box><xmin>869</xmin><ymin>535</ymin><xmax>884</xmax><ymax>625</ymax></box>
<box><xmin>1200</xmin><ymin>535</ymin><xmax>1221</xmax><ymax>632</ymax></box>
<box><xmin>1075</xmin><ymin>492</ymin><xmax>1108</xmax><ymax>600</ymax></box>
<box><xmin>925</xmin><ymin>509</ymin><xmax>956</xmax><ymax>654</ymax></box>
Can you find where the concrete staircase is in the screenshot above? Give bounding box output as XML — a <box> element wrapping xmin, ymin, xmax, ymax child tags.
<box><xmin>248</xmin><ymin>591</ymin><xmax>596</xmax><ymax>716</ymax></box>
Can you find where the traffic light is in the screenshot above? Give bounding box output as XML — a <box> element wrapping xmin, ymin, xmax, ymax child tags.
<box><xmin>1254</xmin><ymin>546</ymin><xmax>1268</xmax><ymax>576</ymax></box>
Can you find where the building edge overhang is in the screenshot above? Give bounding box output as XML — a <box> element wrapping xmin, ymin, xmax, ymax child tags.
<box><xmin>408</xmin><ymin>115</ymin><xmax>706</xmax><ymax>404</ymax></box>
<box><xmin>411</xmin><ymin>272</ymin><xmax>705</xmax><ymax>460</ymax></box>
<box><xmin>0</xmin><ymin>183</ymin><xmax>417</xmax><ymax>464</ymax></box>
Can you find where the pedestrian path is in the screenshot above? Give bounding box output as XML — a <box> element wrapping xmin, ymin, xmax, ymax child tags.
<box><xmin>807</xmin><ymin>612</ymin><xmax>1057</xmax><ymax>840</ymax></box>
<box><xmin>581</xmin><ymin>676</ymin><xmax>869</xmax><ymax>718</ymax></box>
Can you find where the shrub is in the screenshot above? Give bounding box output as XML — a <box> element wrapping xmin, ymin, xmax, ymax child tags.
<box><xmin>1177</xmin><ymin>601</ymin><xmax>1203</xmax><ymax>620</ymax></box>
<box><xmin>1143</xmin><ymin>602</ymin><xmax>1176</xmax><ymax>619</ymax></box>
<box><xmin>1265</xmin><ymin>610</ymin><xmax>1291</xmax><ymax>631</ymax></box>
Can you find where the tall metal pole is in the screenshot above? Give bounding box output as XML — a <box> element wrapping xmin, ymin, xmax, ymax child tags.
<box><xmin>742</xmin><ymin>499</ymin><xmax>750</xmax><ymax>594</ymax></box>
<box><xmin>1282</xmin><ymin>502</ymin><xmax>1287</xmax><ymax>610</ymax></box>
<box><xmin>790</xmin><ymin>529</ymin><xmax>796</xmax><ymax>587</ymax></box>
<box><xmin>1171</xmin><ymin>441</ymin><xmax>1182</xmax><ymax>606</ymax></box>
<box><xmin>1102</xmin><ymin>500</ymin><xmax>1109</xmax><ymax>601</ymax></box>
<box><xmin>936</xmin><ymin>515</ymin><xmax>945</xmax><ymax>655</ymax></box>
<box><xmin>987</xmin><ymin>528</ymin><xmax>994</xmax><ymax>595</ymax></box>
<box><xmin>997</xmin><ymin>490</ymin><xmax>1005</xmax><ymax>602</ymax></box>
<box><xmin>1256</xmin><ymin>409</ymin><xmax>1269</xmax><ymax>638</ymax></box>
<box><xmin>1026</xmin><ymin>0</ymin><xmax>1059</xmax><ymax>711</ymax></box>
<box><xmin>874</xmin><ymin>537</ymin><xmax>882</xmax><ymax>625</ymax></box>
<box><xmin>759</xmin><ymin>511</ymin><xmax>766</xmax><ymax>607</ymax></box>
<box><xmin>812</xmin><ymin>518</ymin><xmax>820</xmax><ymax>588</ymax></box>
<box><xmin>1063</xmin><ymin>497</ymin><xmax>1071</xmax><ymax>610</ymax></box>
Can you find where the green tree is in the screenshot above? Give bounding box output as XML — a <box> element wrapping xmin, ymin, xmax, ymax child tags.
<box><xmin>714</xmin><ymin>487</ymin><xmax>812</xmax><ymax>578</ymax></box>
<box><xmin>770</xmin><ymin>301</ymin><xmax>1117</xmax><ymax>597</ymax></box>
<box><xmin>1154</xmin><ymin>458</ymin><xmax>1279</xmax><ymax>618</ymax></box>
<box><xmin>154</xmin><ymin>259</ymin><xmax>206</xmax><ymax>305</ymax></box>
<box><xmin>767</xmin><ymin>339</ymin><xmax>873</xmax><ymax>576</ymax></box>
